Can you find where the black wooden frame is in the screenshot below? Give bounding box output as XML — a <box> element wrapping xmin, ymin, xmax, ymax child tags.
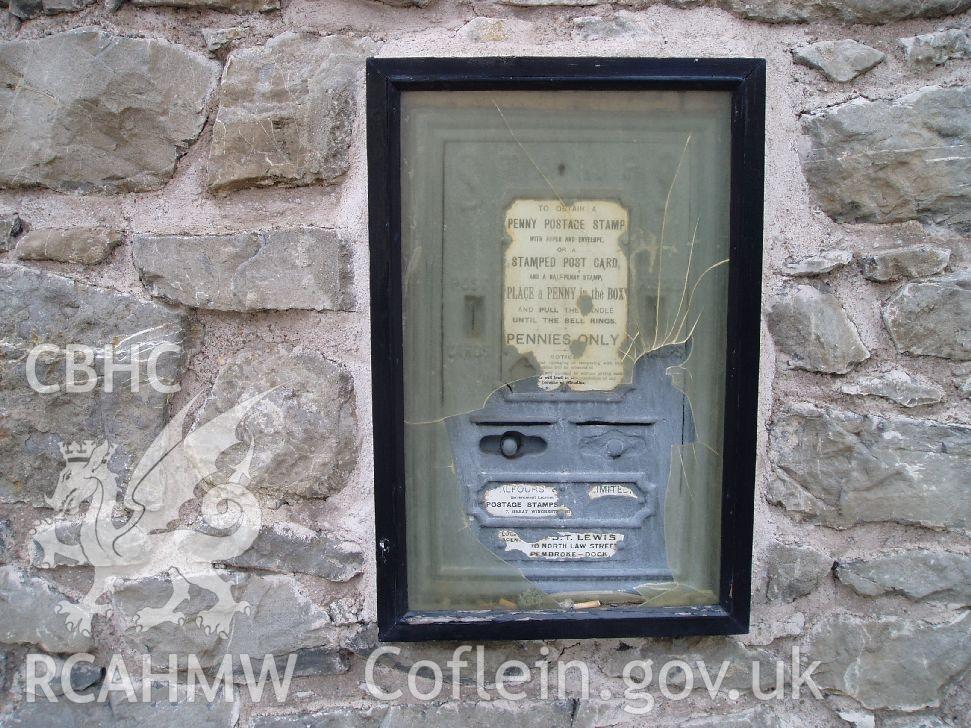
<box><xmin>367</xmin><ymin>57</ymin><xmax>765</xmax><ymax>642</ymax></box>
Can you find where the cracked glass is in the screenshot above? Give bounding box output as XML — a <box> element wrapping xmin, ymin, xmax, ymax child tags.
<box><xmin>400</xmin><ymin>89</ymin><xmax>732</xmax><ymax>612</ymax></box>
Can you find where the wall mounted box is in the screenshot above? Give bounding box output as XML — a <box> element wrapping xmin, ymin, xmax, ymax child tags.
<box><xmin>367</xmin><ymin>57</ymin><xmax>765</xmax><ymax>642</ymax></box>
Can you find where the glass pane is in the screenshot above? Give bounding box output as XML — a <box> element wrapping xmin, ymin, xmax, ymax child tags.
<box><xmin>400</xmin><ymin>89</ymin><xmax>731</xmax><ymax>612</ymax></box>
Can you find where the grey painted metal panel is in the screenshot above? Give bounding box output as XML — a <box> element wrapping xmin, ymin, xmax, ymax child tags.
<box><xmin>446</xmin><ymin>342</ymin><xmax>694</xmax><ymax>594</ymax></box>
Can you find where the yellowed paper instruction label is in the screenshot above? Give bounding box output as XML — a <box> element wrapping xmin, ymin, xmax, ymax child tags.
<box><xmin>499</xmin><ymin>530</ymin><xmax>624</xmax><ymax>560</ymax></box>
<box><xmin>483</xmin><ymin>483</ymin><xmax>572</xmax><ymax>518</ymax></box>
<box><xmin>587</xmin><ymin>483</ymin><xmax>639</xmax><ymax>500</ymax></box>
<box><xmin>503</xmin><ymin>199</ymin><xmax>629</xmax><ymax>391</ymax></box>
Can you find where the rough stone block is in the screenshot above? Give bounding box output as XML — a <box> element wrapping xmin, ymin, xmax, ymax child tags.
<box><xmin>681</xmin><ymin>706</ymin><xmax>786</xmax><ymax>727</ymax></box>
<box><xmin>18</xmin><ymin>653</ymin><xmax>104</xmax><ymax>697</ymax></box>
<box><xmin>193</xmin><ymin>346</ymin><xmax>358</xmax><ymax>499</ymax></box>
<box><xmin>223</xmin><ymin>521</ymin><xmax>364</xmax><ymax>581</ymax></box>
<box><xmin>0</xmin><ymin>30</ymin><xmax>219</xmax><ymax>194</ymax></box>
<box><xmin>954</xmin><ymin>362</ymin><xmax>971</xmax><ymax>398</ymax></box>
<box><xmin>390</xmin><ymin>701</ymin><xmax>575</xmax><ymax>727</ymax></box>
<box><xmin>766</xmin><ymin>285</ymin><xmax>869</xmax><ymax>373</ymax></box>
<box><xmin>202</xmin><ymin>25</ymin><xmax>248</xmax><ymax>53</ymax></box>
<box><xmin>112</xmin><ymin>571</ymin><xmax>363</xmax><ymax>668</ymax></box>
<box><xmin>253</xmin><ymin>646</ymin><xmax>350</xmax><ymax>681</ymax></box>
<box><xmin>768</xmin><ymin>403</ymin><xmax>971</xmax><ymax>530</ymax></box>
<box><xmin>793</xmin><ymin>39</ymin><xmax>884</xmax><ymax>82</ymax></box>
<box><xmin>253</xmin><ymin>700</ymin><xmax>573</xmax><ymax>728</ymax></box>
<box><xmin>7</xmin><ymin>0</ymin><xmax>94</xmax><ymax>20</ymax></box>
<box><xmin>900</xmin><ymin>29</ymin><xmax>971</xmax><ymax>66</ymax></box>
<box><xmin>722</xmin><ymin>0</ymin><xmax>971</xmax><ymax>24</ymax></box>
<box><xmin>809</xmin><ymin>613</ymin><xmax>971</xmax><ymax>711</ymax></box>
<box><xmin>802</xmin><ymin>87</ymin><xmax>971</xmax><ymax>231</ymax></box>
<box><xmin>28</xmin><ymin>517</ymin><xmax>102</xmax><ymax>569</ymax></box>
<box><xmin>0</xmin><ymin>519</ymin><xmax>12</xmax><ymax>563</ymax></box>
<box><xmin>882</xmin><ymin>717</ymin><xmax>953</xmax><ymax>728</ymax></box>
<box><xmin>765</xmin><ymin>543</ymin><xmax>831</xmax><ymax>602</ymax></box>
<box><xmin>572</xmin><ymin>12</ymin><xmax>638</xmax><ymax>41</ymax></box>
<box><xmin>8</xmin><ymin>680</ymin><xmax>239</xmax><ymax>726</ymax></box>
<box><xmin>0</xmin><ymin>264</ymin><xmax>187</xmax><ymax>507</ymax></box>
<box><xmin>781</xmin><ymin>249</ymin><xmax>852</xmax><ymax>276</ymax></box>
<box><xmin>132</xmin><ymin>0</ymin><xmax>277</xmax><ymax>9</ymax></box>
<box><xmin>2</xmin><ymin>699</ymin><xmax>113</xmax><ymax>726</ymax></box>
<box><xmin>883</xmin><ymin>271</ymin><xmax>971</xmax><ymax>360</ymax></box>
<box><xmin>112</xmin><ymin>682</ymin><xmax>240</xmax><ymax>726</ymax></box>
<box><xmin>252</xmin><ymin>706</ymin><xmax>388</xmax><ymax>728</ymax></box>
<box><xmin>585</xmin><ymin>702</ymin><xmax>780</xmax><ymax>727</ymax></box>
<box><xmin>15</xmin><ymin>228</ymin><xmax>123</xmax><ymax>265</ymax></box>
<box><xmin>458</xmin><ymin>17</ymin><xmax>536</xmax><ymax>42</ymax></box>
<box><xmin>133</xmin><ymin>229</ymin><xmax>354</xmax><ymax>312</ymax></box>
<box><xmin>839</xmin><ymin>369</ymin><xmax>945</xmax><ymax>407</ymax></box>
<box><xmin>836</xmin><ymin>550</ymin><xmax>971</xmax><ymax>603</ymax></box>
<box><xmin>501</xmin><ymin>0</ymin><xmax>597</xmax><ymax>5</ymax></box>
<box><xmin>602</xmin><ymin>637</ymin><xmax>782</xmax><ymax>694</ymax></box>
<box><xmin>0</xmin><ymin>565</ymin><xmax>94</xmax><ymax>652</ymax></box>
<box><xmin>0</xmin><ymin>213</ymin><xmax>23</xmax><ymax>252</ymax></box>
<box><xmin>208</xmin><ymin>33</ymin><xmax>371</xmax><ymax>193</ymax></box>
<box><xmin>859</xmin><ymin>244</ymin><xmax>951</xmax><ymax>282</ymax></box>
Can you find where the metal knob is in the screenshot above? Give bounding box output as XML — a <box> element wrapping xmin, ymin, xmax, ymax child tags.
<box><xmin>500</xmin><ymin>434</ymin><xmax>520</xmax><ymax>458</ymax></box>
<box><xmin>605</xmin><ymin>438</ymin><xmax>626</xmax><ymax>458</ymax></box>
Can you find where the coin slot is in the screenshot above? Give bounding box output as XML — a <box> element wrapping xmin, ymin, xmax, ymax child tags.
<box><xmin>464</xmin><ymin>295</ymin><xmax>484</xmax><ymax>337</ymax></box>
<box><xmin>572</xmin><ymin>419</ymin><xmax>657</xmax><ymax>426</ymax></box>
<box><xmin>471</xmin><ymin>417</ymin><xmax>554</xmax><ymax>426</ymax></box>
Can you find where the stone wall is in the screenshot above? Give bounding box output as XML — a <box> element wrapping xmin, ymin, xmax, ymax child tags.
<box><xmin>0</xmin><ymin>0</ymin><xmax>969</xmax><ymax>726</ymax></box>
